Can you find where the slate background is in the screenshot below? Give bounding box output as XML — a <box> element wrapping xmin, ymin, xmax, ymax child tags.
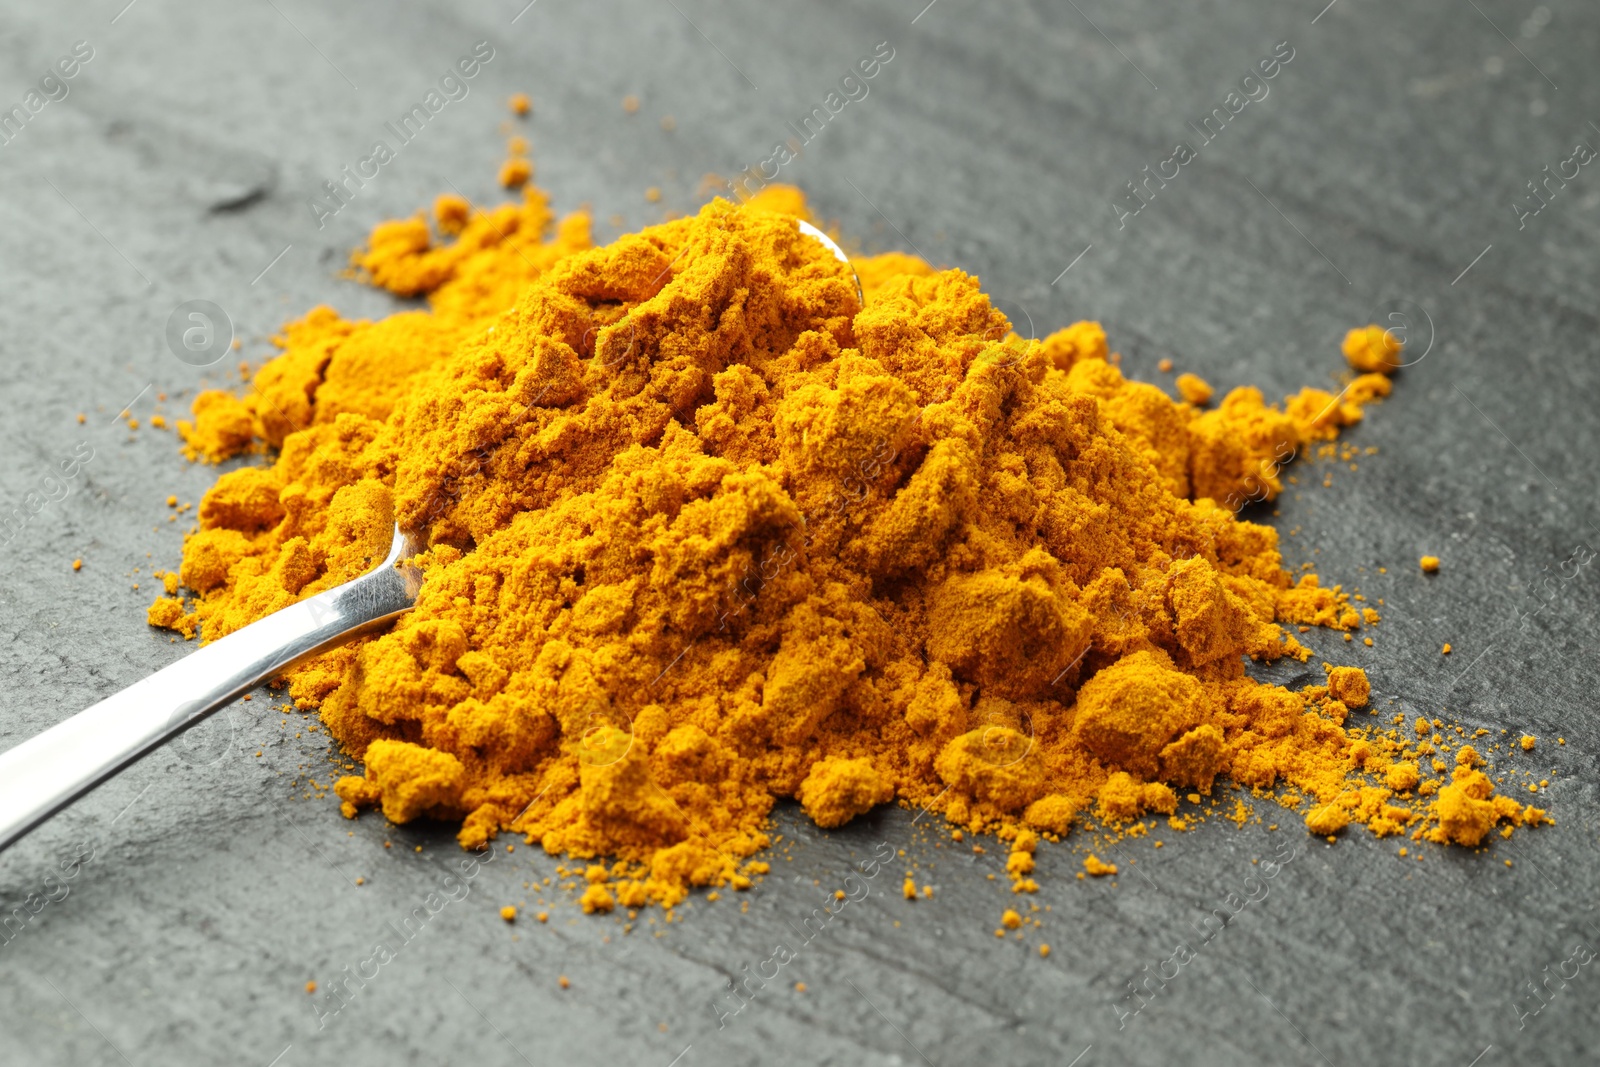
<box><xmin>1</xmin><ymin>1</ymin><xmax>1598</xmax><ymax>1064</ymax></box>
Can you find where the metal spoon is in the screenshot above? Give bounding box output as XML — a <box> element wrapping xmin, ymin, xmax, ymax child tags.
<box><xmin>0</xmin><ymin>223</ymin><xmax>855</xmax><ymax>853</ymax></box>
<box><xmin>0</xmin><ymin>526</ymin><xmax>425</xmax><ymax>852</ymax></box>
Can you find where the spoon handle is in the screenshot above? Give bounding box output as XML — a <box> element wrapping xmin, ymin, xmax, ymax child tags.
<box><xmin>0</xmin><ymin>530</ymin><xmax>419</xmax><ymax>853</ymax></box>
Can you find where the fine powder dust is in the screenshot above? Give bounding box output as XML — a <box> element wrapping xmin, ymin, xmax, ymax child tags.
<box><xmin>156</xmin><ymin>173</ymin><xmax>1545</xmax><ymax>911</ymax></box>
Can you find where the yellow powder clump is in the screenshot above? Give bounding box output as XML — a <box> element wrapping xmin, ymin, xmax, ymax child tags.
<box><xmin>1429</xmin><ymin>768</ymin><xmax>1498</xmax><ymax>846</ymax></box>
<box><xmin>179</xmin><ymin>390</ymin><xmax>256</xmax><ymax>463</ymax></box>
<box><xmin>1083</xmin><ymin>854</ymin><xmax>1117</xmax><ymax>877</ymax></box>
<box><xmin>1420</xmin><ymin>555</ymin><xmax>1440</xmax><ymax>573</ymax></box>
<box><xmin>580</xmin><ymin>883</ymin><xmax>616</xmax><ymax>914</ymax></box>
<box><xmin>797</xmin><ymin>757</ymin><xmax>894</xmax><ymax>829</ymax></box>
<box><xmin>1174</xmin><ymin>372</ymin><xmax>1213</xmax><ymax>406</ymax></box>
<box><xmin>154</xmin><ymin>163</ymin><xmax>1541</xmax><ymax>909</ymax></box>
<box><xmin>1326</xmin><ymin>666</ymin><xmax>1369</xmax><ymax>708</ymax></box>
<box><xmin>1384</xmin><ymin>762</ymin><xmax>1419</xmax><ymax>793</ymax></box>
<box><xmin>1304</xmin><ymin>804</ymin><xmax>1349</xmax><ymax>836</ymax></box>
<box><xmin>1075</xmin><ymin>654</ymin><xmax>1207</xmax><ymax>781</ymax></box>
<box><xmin>499</xmin><ymin>158</ymin><xmax>532</xmax><ymax>189</ymax></box>
<box><xmin>146</xmin><ymin>596</ymin><xmax>197</xmax><ymax>639</ymax></box>
<box><xmin>1342</xmin><ymin>324</ymin><xmax>1403</xmax><ymax>374</ymax></box>
<box><xmin>1520</xmin><ymin>735</ymin><xmax>1536</xmax><ymax>751</ymax></box>
<box><xmin>1095</xmin><ymin>772</ymin><xmax>1177</xmax><ymax>823</ymax></box>
<box><xmin>434</xmin><ymin>194</ymin><xmax>471</xmax><ymax>236</ymax></box>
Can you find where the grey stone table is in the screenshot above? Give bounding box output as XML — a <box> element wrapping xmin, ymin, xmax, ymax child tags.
<box><xmin>2</xmin><ymin>1</ymin><xmax>1597</xmax><ymax>1064</ymax></box>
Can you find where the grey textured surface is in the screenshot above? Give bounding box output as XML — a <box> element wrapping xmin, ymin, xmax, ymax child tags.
<box><xmin>2</xmin><ymin>1</ymin><xmax>1598</xmax><ymax>1064</ymax></box>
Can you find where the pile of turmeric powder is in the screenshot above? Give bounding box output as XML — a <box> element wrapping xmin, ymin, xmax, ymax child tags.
<box><xmin>156</xmin><ymin>170</ymin><xmax>1543</xmax><ymax>910</ymax></box>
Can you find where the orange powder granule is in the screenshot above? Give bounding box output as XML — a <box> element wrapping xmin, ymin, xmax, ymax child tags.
<box><xmin>1304</xmin><ymin>803</ymin><xmax>1349</xmax><ymax>836</ymax></box>
<box><xmin>797</xmin><ymin>757</ymin><xmax>895</xmax><ymax>828</ymax></box>
<box><xmin>499</xmin><ymin>158</ymin><xmax>532</xmax><ymax>190</ymax></box>
<box><xmin>434</xmin><ymin>195</ymin><xmax>472</xmax><ymax>236</ymax></box>
<box><xmin>1083</xmin><ymin>855</ymin><xmax>1117</xmax><ymax>877</ymax></box>
<box><xmin>1174</xmin><ymin>373</ymin><xmax>1212</xmax><ymax>406</ymax></box>
<box><xmin>1384</xmin><ymin>762</ymin><xmax>1419</xmax><ymax>792</ymax></box>
<box><xmin>1326</xmin><ymin>666</ymin><xmax>1369</xmax><ymax>708</ymax></box>
<box><xmin>1342</xmin><ymin>324</ymin><xmax>1403</xmax><ymax>374</ymax></box>
<box><xmin>157</xmin><ymin>165</ymin><xmax>1540</xmax><ymax>909</ymax></box>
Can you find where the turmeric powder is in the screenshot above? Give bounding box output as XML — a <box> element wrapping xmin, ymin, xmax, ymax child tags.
<box><xmin>157</xmin><ymin>159</ymin><xmax>1540</xmax><ymax>910</ymax></box>
<box><xmin>1174</xmin><ymin>372</ymin><xmax>1212</xmax><ymax>406</ymax></box>
<box><xmin>1082</xmin><ymin>855</ymin><xmax>1117</xmax><ymax>877</ymax></box>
